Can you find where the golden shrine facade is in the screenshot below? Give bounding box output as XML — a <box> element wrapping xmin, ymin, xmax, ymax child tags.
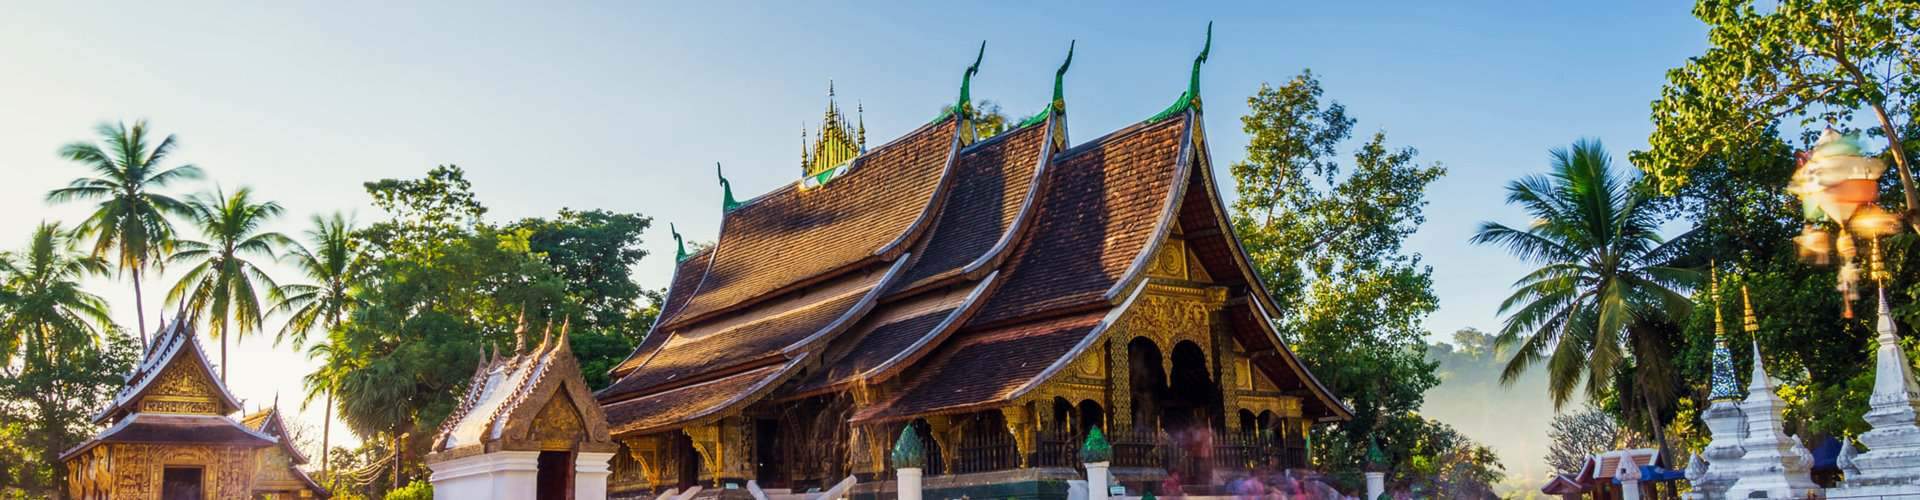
<box><xmin>62</xmin><ymin>317</ymin><xmax>280</xmax><ymax>500</ymax></box>
<box><xmin>595</xmin><ymin>32</ymin><xmax>1350</xmax><ymax>499</ymax></box>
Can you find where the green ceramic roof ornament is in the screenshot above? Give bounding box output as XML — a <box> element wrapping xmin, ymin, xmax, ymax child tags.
<box><xmin>932</xmin><ymin>41</ymin><xmax>987</xmax><ymax>124</ymax></box>
<box><xmin>1019</xmin><ymin>41</ymin><xmax>1075</xmax><ymax>128</ymax></box>
<box><xmin>1142</xmin><ymin>492</ymin><xmax>1156</xmax><ymax>500</ymax></box>
<box><xmin>1366</xmin><ymin>435</ymin><xmax>1388</xmax><ymax>470</ymax></box>
<box><xmin>1081</xmin><ymin>426</ymin><xmax>1112</xmax><ymax>463</ymax></box>
<box><xmin>670</xmin><ymin>223</ymin><xmax>688</xmax><ymax>263</ymax></box>
<box><xmin>890</xmin><ymin>426</ymin><xmax>926</xmax><ymax>469</ymax></box>
<box><xmin>717</xmin><ymin>162</ymin><xmax>740</xmax><ymax>212</ymax></box>
<box><xmin>1150</xmin><ymin>22</ymin><xmax>1211</xmax><ymax>123</ymax></box>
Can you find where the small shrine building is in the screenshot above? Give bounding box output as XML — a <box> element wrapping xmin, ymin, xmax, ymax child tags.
<box><xmin>595</xmin><ymin>30</ymin><xmax>1351</xmax><ymax>499</ymax></box>
<box><xmin>60</xmin><ymin>317</ymin><xmax>279</xmax><ymax>499</ymax></box>
<box><xmin>240</xmin><ymin>405</ymin><xmax>331</xmax><ymax>498</ymax></box>
<box><xmin>427</xmin><ymin>322</ymin><xmax>620</xmax><ymax>500</ymax></box>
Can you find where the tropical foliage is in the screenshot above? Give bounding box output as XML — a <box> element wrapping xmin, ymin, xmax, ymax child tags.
<box><xmin>46</xmin><ymin>120</ymin><xmax>202</xmax><ymax>347</ymax></box>
<box><xmin>167</xmin><ymin>187</ymin><xmax>292</xmax><ymax>381</ymax></box>
<box><xmin>1227</xmin><ymin>69</ymin><xmax>1500</xmax><ymax>493</ymax></box>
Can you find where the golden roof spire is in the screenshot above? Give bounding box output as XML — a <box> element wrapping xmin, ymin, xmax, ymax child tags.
<box><xmin>802</xmin><ymin>81</ymin><xmax>864</xmax><ymax>184</ymax></box>
<box><xmin>1741</xmin><ymin>284</ymin><xmax>1758</xmax><ymax>333</ymax></box>
<box><xmin>1712</xmin><ymin>263</ymin><xmax>1725</xmax><ymax>337</ymax></box>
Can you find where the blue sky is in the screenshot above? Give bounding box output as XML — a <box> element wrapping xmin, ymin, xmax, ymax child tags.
<box><xmin>0</xmin><ymin>0</ymin><xmax>1708</xmax><ymax>482</ymax></box>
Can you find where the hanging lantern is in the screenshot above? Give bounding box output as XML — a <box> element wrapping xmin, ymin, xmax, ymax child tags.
<box><xmin>1796</xmin><ymin>225</ymin><xmax>1832</xmax><ymax>265</ymax></box>
<box><xmin>1794</xmin><ymin>129</ymin><xmax>1887</xmax><ymax>227</ymax></box>
<box><xmin>1850</xmin><ymin>205</ymin><xmax>1902</xmax><ymax>237</ymax></box>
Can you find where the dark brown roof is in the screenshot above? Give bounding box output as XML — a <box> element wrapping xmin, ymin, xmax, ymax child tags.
<box><xmin>890</xmin><ymin>120</ymin><xmax>1048</xmax><ymax>292</ymax></box>
<box><xmin>602</xmin><ymin>359</ymin><xmax>797</xmax><ymax>435</ymax></box>
<box><xmin>241</xmin><ymin>407</ymin><xmax>310</xmax><ymax>465</ymax></box>
<box><xmin>610</xmin><ymin>247</ymin><xmax>714</xmax><ymax>378</ymax></box>
<box><xmin>852</xmin><ymin>312</ymin><xmax>1104</xmax><ymax>422</ymax></box>
<box><xmin>970</xmin><ymin>114</ymin><xmax>1189</xmax><ymax>326</ymax></box>
<box><xmin>60</xmin><ymin>413</ymin><xmax>275</xmax><ymax>461</ymax></box>
<box><xmin>785</xmin><ymin>286</ymin><xmax>978</xmax><ymax>397</ymax></box>
<box><xmin>664</xmin><ymin>118</ymin><xmax>957</xmax><ymax>328</ymax></box>
<box><xmin>601</xmin><ymin>268</ymin><xmax>885</xmax><ymax>400</ymax></box>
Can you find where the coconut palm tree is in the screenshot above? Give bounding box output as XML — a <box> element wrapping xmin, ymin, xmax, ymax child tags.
<box><xmin>277</xmin><ymin>212</ymin><xmax>366</xmax><ymax>476</ymax></box>
<box><xmin>271</xmin><ymin>213</ymin><xmax>365</xmax><ymax>349</ymax></box>
<box><xmin>303</xmin><ymin>333</ymin><xmax>360</xmax><ymax>477</ymax></box>
<box><xmin>46</xmin><ymin>120</ymin><xmax>202</xmax><ymax>348</ymax></box>
<box><xmin>1469</xmin><ymin>138</ymin><xmax>1698</xmax><ymax>456</ymax></box>
<box><xmin>0</xmin><ymin>223</ymin><xmax>114</xmax><ymax>371</ymax></box>
<box><xmin>166</xmin><ymin>186</ymin><xmax>292</xmax><ymax>381</ymax></box>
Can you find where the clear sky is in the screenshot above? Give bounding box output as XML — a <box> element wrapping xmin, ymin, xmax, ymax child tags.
<box><xmin>0</xmin><ymin>0</ymin><xmax>1707</xmax><ymax>485</ymax></box>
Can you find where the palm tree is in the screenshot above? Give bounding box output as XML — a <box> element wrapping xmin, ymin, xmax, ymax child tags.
<box><xmin>1469</xmin><ymin>138</ymin><xmax>1697</xmax><ymax>457</ymax></box>
<box><xmin>47</xmin><ymin>120</ymin><xmax>202</xmax><ymax>348</ymax></box>
<box><xmin>303</xmin><ymin>334</ymin><xmax>360</xmax><ymax>478</ymax></box>
<box><xmin>272</xmin><ymin>213</ymin><xmax>365</xmax><ymax>349</ymax></box>
<box><xmin>166</xmin><ymin>186</ymin><xmax>292</xmax><ymax>381</ymax></box>
<box><xmin>0</xmin><ymin>223</ymin><xmax>113</xmax><ymax>371</ymax></box>
<box><xmin>277</xmin><ymin>212</ymin><xmax>366</xmax><ymax>476</ymax></box>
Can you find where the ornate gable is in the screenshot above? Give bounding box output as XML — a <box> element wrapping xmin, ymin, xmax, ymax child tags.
<box><xmin>429</xmin><ymin>322</ymin><xmax>617</xmax><ymax>462</ymax></box>
<box><xmin>94</xmin><ymin>315</ymin><xmax>245</xmax><ymax>424</ymax></box>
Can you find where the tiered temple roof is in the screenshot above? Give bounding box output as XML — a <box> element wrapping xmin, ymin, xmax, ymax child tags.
<box><xmin>430</xmin><ymin>321</ymin><xmax>617</xmax><ymax>460</ymax></box>
<box><xmin>597</xmin><ymin>36</ymin><xmax>1350</xmax><ymax>437</ymax></box>
<box><xmin>61</xmin><ymin>315</ymin><xmax>276</xmax><ymax>462</ymax></box>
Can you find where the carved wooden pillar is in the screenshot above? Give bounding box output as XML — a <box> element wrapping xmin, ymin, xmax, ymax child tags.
<box><xmin>1108</xmin><ymin>332</ymin><xmax>1133</xmax><ymax>432</ymax></box>
<box><xmin>1003</xmin><ymin>404</ymin><xmax>1036</xmax><ymax>468</ymax></box>
<box><xmin>683</xmin><ymin>425</ymin><xmax>723</xmax><ymax>486</ymax></box>
<box><xmin>684</xmin><ymin>418</ymin><xmax>750</xmax><ymax>487</ymax></box>
<box><xmin>624</xmin><ymin>436</ymin><xmax>666</xmax><ymax>491</ymax></box>
<box><xmin>927</xmin><ymin>417</ymin><xmax>963</xmax><ymax>475</ymax></box>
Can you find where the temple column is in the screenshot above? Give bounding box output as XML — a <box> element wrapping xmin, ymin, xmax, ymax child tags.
<box><xmin>575</xmin><ymin>452</ymin><xmax>616</xmax><ymax>500</ymax></box>
<box><xmin>1004</xmin><ymin>405</ymin><xmax>1036</xmax><ymax>468</ymax></box>
<box><xmin>927</xmin><ymin>417</ymin><xmax>963</xmax><ymax>475</ymax></box>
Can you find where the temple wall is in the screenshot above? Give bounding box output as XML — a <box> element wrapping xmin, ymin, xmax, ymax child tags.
<box><xmin>66</xmin><ymin>443</ymin><xmax>262</xmax><ymax>500</ymax></box>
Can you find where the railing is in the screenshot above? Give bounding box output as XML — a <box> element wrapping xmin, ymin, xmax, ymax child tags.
<box><xmin>1109</xmin><ymin>428</ymin><xmax>1166</xmax><ymax>469</ymax></box>
<box><xmin>1033</xmin><ymin>427</ymin><xmax>1082</xmax><ymax>469</ymax></box>
<box><xmin>953</xmin><ymin>425</ymin><xmax>1016</xmax><ymax>474</ymax></box>
<box><xmin>1212</xmin><ymin>431</ymin><xmax>1277</xmax><ymax>470</ymax></box>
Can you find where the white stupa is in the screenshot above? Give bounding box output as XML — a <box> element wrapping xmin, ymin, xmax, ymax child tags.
<box><xmin>1828</xmin><ymin>289</ymin><xmax>1920</xmax><ymax>496</ymax></box>
<box><xmin>1725</xmin><ymin>341</ymin><xmax>1821</xmax><ymax>499</ymax></box>
<box><xmin>1683</xmin><ymin>283</ymin><xmax>1748</xmax><ymax>500</ymax></box>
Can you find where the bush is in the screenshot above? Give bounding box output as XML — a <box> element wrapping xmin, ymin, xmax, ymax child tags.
<box><xmin>384</xmin><ymin>482</ymin><xmax>432</xmax><ymax>500</ymax></box>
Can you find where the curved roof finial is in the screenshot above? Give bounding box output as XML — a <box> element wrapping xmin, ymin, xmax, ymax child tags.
<box><xmin>1054</xmin><ymin>40</ymin><xmax>1075</xmax><ymax>109</ymax></box>
<box><xmin>1151</xmin><ymin>22</ymin><xmax>1213</xmax><ymax>122</ymax></box>
<box><xmin>717</xmin><ymin>162</ymin><xmax>741</xmax><ymax>212</ymax></box>
<box><xmin>671</xmin><ymin>223</ymin><xmax>688</xmax><ymax>262</ymax></box>
<box><xmin>956</xmin><ymin>41</ymin><xmax>986</xmax><ymax>117</ymax></box>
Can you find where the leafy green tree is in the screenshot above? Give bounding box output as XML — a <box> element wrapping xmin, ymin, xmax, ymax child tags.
<box><xmin>510</xmin><ymin>209</ymin><xmax>652</xmax><ymax>338</ymax></box>
<box><xmin>166</xmin><ymin>186</ymin><xmax>292</xmax><ymax>382</ymax></box>
<box><xmin>46</xmin><ymin>120</ymin><xmax>202</xmax><ymax>347</ymax></box>
<box><xmin>1227</xmin><ymin>69</ymin><xmax>1455</xmax><ymax>480</ymax></box>
<box><xmin>1638</xmin><ymin>0</ymin><xmax>1920</xmax><ymax>233</ymax></box>
<box><xmin>0</xmin><ymin>224</ymin><xmax>112</xmax><ymax>369</ymax></box>
<box><xmin>0</xmin><ymin>226</ymin><xmax>134</xmax><ymax>497</ymax></box>
<box><xmin>1470</xmin><ymin>139</ymin><xmax>1700</xmax><ymax>459</ymax></box>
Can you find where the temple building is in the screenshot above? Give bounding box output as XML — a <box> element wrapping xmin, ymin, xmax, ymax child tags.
<box><xmin>427</xmin><ymin>321</ymin><xmax>620</xmax><ymax>500</ymax></box>
<box><xmin>240</xmin><ymin>405</ymin><xmax>331</xmax><ymax>498</ymax></box>
<box><xmin>595</xmin><ymin>31</ymin><xmax>1350</xmax><ymax>499</ymax></box>
<box><xmin>60</xmin><ymin>316</ymin><xmax>279</xmax><ymax>500</ymax></box>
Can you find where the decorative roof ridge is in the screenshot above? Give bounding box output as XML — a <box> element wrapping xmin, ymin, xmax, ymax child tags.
<box><xmin>608</xmin><ymin>246</ymin><xmax>715</xmax><ymax>379</ymax></box>
<box><xmin>831</xmin><ymin>270</ymin><xmax>1002</xmax><ymax>396</ymax></box>
<box><xmin>247</xmin><ymin>405</ymin><xmax>312</xmax><ymax>465</ymax></box>
<box><xmin>94</xmin><ymin>315</ymin><xmax>247</xmax><ymax>424</ymax></box>
<box><xmin>1103</xmin><ymin>110</ymin><xmax>1197</xmax><ymax>304</ymax></box>
<box><xmin>608</xmin><ymin>354</ymin><xmax>809</xmax><ymax>436</ymax></box>
<box><xmin>659</xmin><ymin>104</ymin><xmax>964</xmax><ymax>333</ymax></box>
<box><xmin>1002</xmin><ymin>278</ymin><xmax>1149</xmax><ymax>400</ymax></box>
<box><xmin>932</xmin><ymin>41</ymin><xmax>987</xmax><ymax>125</ymax></box>
<box><xmin>1052</xmin><ymin>111</ymin><xmax>1186</xmax><ymax>161</ymax></box>
<box><xmin>849</xmin><ymin>309</ymin><xmax>1111</xmax><ymax>423</ymax></box>
<box><xmin>880</xmin><ymin>118</ymin><xmax>1056</xmax><ymax>299</ymax></box>
<box><xmin>616</xmin><ymin>257</ymin><xmax>911</xmax><ymax>399</ymax></box>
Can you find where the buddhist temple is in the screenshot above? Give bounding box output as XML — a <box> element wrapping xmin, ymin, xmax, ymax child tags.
<box><xmin>596</xmin><ymin>29</ymin><xmax>1350</xmax><ymax>499</ymax></box>
<box><xmin>427</xmin><ymin>321</ymin><xmax>620</xmax><ymax>500</ymax></box>
<box><xmin>240</xmin><ymin>404</ymin><xmax>331</xmax><ymax>498</ymax></box>
<box><xmin>60</xmin><ymin>316</ymin><xmax>279</xmax><ymax>500</ymax></box>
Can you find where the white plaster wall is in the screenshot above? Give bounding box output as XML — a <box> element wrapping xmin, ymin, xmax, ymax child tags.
<box><xmin>429</xmin><ymin>451</ymin><xmax>539</xmax><ymax>500</ymax></box>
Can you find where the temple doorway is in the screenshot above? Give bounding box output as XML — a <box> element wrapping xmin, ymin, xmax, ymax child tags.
<box><xmin>1127</xmin><ymin>337</ymin><xmax>1166</xmax><ymax>431</ymax></box>
<box><xmin>163</xmin><ymin>467</ymin><xmax>204</xmax><ymax>500</ymax></box>
<box><xmin>1163</xmin><ymin>341</ymin><xmax>1219</xmax><ymax>484</ymax></box>
<box><xmin>536</xmin><ymin>450</ymin><xmax>574</xmax><ymax>499</ymax></box>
